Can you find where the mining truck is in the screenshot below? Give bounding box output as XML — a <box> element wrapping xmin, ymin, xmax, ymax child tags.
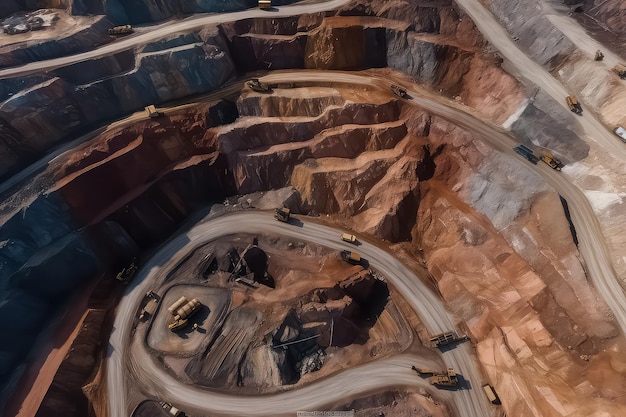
<box><xmin>513</xmin><ymin>144</ymin><xmax>539</xmax><ymax>164</ymax></box>
<box><xmin>341</xmin><ymin>250</ymin><xmax>365</xmax><ymax>266</ymax></box>
<box><xmin>540</xmin><ymin>151</ymin><xmax>563</xmax><ymax>170</ymax></box>
<box><xmin>594</xmin><ymin>50</ymin><xmax>604</xmax><ymax>61</ymax></box>
<box><xmin>139</xmin><ymin>299</ymin><xmax>158</xmax><ymax>321</ymax></box>
<box><xmin>116</xmin><ymin>261</ymin><xmax>138</xmax><ymax>284</ymax></box>
<box><xmin>390</xmin><ymin>84</ymin><xmax>409</xmax><ymax>98</ymax></box>
<box><xmin>614</xmin><ymin>126</ymin><xmax>626</xmax><ymax>143</ymax></box>
<box><xmin>613</xmin><ymin>64</ymin><xmax>626</xmax><ymax>79</ymax></box>
<box><xmin>566</xmin><ymin>96</ymin><xmax>583</xmax><ymax>115</ymax></box>
<box><xmin>108</xmin><ymin>25</ymin><xmax>133</xmax><ymax>36</ymax></box>
<box><xmin>145</xmin><ymin>105</ymin><xmax>162</xmax><ymax>118</ymax></box>
<box><xmin>412</xmin><ymin>366</ymin><xmax>459</xmax><ymax>387</ymax></box>
<box><xmin>482</xmin><ymin>384</ymin><xmax>501</xmax><ymax>404</ymax></box>
<box><xmin>168</xmin><ymin>298</ymin><xmax>201</xmax><ymax>331</ymax></box>
<box><xmin>274</xmin><ymin>207</ymin><xmax>291</xmax><ymax>222</ymax></box>
<box><xmin>258</xmin><ymin>0</ymin><xmax>272</xmax><ymax>9</ymax></box>
<box><xmin>246</xmin><ymin>79</ymin><xmax>272</xmax><ymax>93</ymax></box>
<box><xmin>341</xmin><ymin>233</ymin><xmax>357</xmax><ymax>244</ymax></box>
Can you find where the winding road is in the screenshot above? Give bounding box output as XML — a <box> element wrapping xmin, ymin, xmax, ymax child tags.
<box><xmin>455</xmin><ymin>0</ymin><xmax>626</xmax><ymax>160</ymax></box>
<box><xmin>110</xmin><ymin>211</ymin><xmax>488</xmax><ymax>417</ymax></box>
<box><xmin>106</xmin><ymin>71</ymin><xmax>626</xmax><ymax>417</ymax></box>
<box><xmin>1</xmin><ymin>0</ymin><xmax>624</xmax><ymax>415</ymax></box>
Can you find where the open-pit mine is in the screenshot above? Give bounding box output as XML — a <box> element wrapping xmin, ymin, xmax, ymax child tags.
<box><xmin>1</xmin><ymin>1</ymin><xmax>626</xmax><ymax>417</ymax></box>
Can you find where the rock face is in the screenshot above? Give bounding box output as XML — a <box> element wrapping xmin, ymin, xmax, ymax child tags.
<box><xmin>0</xmin><ymin>27</ymin><xmax>235</xmax><ymax>180</ymax></box>
<box><xmin>582</xmin><ymin>0</ymin><xmax>626</xmax><ymax>39</ymax></box>
<box><xmin>488</xmin><ymin>0</ymin><xmax>575</xmax><ymax>68</ymax></box>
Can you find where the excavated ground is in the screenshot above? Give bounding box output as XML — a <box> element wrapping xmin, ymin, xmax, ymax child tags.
<box><xmin>5</xmin><ymin>78</ymin><xmax>626</xmax><ymax>417</ymax></box>
<box><xmin>130</xmin><ymin>233</ymin><xmax>414</xmax><ymax>395</ymax></box>
<box><xmin>3</xmin><ymin>1</ymin><xmax>626</xmax><ymax>415</ymax></box>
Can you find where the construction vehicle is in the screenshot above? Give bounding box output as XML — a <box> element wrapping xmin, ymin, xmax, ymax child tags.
<box><xmin>246</xmin><ymin>78</ymin><xmax>272</xmax><ymax>93</ymax></box>
<box><xmin>411</xmin><ymin>366</ymin><xmax>459</xmax><ymax>387</ymax></box>
<box><xmin>566</xmin><ymin>95</ymin><xmax>583</xmax><ymax>115</ymax></box>
<box><xmin>116</xmin><ymin>261</ymin><xmax>138</xmax><ymax>284</ymax></box>
<box><xmin>613</xmin><ymin>64</ymin><xmax>626</xmax><ymax>79</ymax></box>
<box><xmin>139</xmin><ymin>299</ymin><xmax>158</xmax><ymax>321</ymax></box>
<box><xmin>168</xmin><ymin>297</ymin><xmax>201</xmax><ymax>331</ymax></box>
<box><xmin>340</xmin><ymin>233</ymin><xmax>357</xmax><ymax>244</ymax></box>
<box><xmin>430</xmin><ymin>331</ymin><xmax>463</xmax><ymax>348</ymax></box>
<box><xmin>160</xmin><ymin>402</ymin><xmax>184</xmax><ymax>417</ymax></box>
<box><xmin>594</xmin><ymin>50</ymin><xmax>604</xmax><ymax>61</ymax></box>
<box><xmin>614</xmin><ymin>126</ymin><xmax>626</xmax><ymax>143</ymax></box>
<box><xmin>145</xmin><ymin>105</ymin><xmax>162</xmax><ymax>118</ymax></box>
<box><xmin>274</xmin><ymin>207</ymin><xmax>291</xmax><ymax>222</ymax></box>
<box><xmin>390</xmin><ymin>85</ymin><xmax>409</xmax><ymax>98</ymax></box>
<box><xmin>482</xmin><ymin>384</ymin><xmax>501</xmax><ymax>404</ymax></box>
<box><xmin>258</xmin><ymin>0</ymin><xmax>272</xmax><ymax>9</ymax></box>
<box><xmin>513</xmin><ymin>144</ymin><xmax>539</xmax><ymax>164</ymax></box>
<box><xmin>540</xmin><ymin>151</ymin><xmax>563</xmax><ymax>170</ymax></box>
<box><xmin>341</xmin><ymin>250</ymin><xmax>365</xmax><ymax>266</ymax></box>
<box><xmin>108</xmin><ymin>25</ymin><xmax>133</xmax><ymax>36</ymax></box>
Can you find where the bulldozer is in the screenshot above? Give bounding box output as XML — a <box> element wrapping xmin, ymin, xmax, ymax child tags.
<box><xmin>412</xmin><ymin>366</ymin><xmax>459</xmax><ymax>387</ymax></box>
<box><xmin>168</xmin><ymin>297</ymin><xmax>201</xmax><ymax>331</ymax></box>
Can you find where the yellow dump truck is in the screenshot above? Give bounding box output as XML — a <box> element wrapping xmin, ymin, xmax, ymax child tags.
<box><xmin>145</xmin><ymin>105</ymin><xmax>162</xmax><ymax>118</ymax></box>
<box><xmin>566</xmin><ymin>96</ymin><xmax>582</xmax><ymax>115</ymax></box>
<box><xmin>168</xmin><ymin>298</ymin><xmax>201</xmax><ymax>331</ymax></box>
<box><xmin>540</xmin><ymin>151</ymin><xmax>563</xmax><ymax>171</ymax></box>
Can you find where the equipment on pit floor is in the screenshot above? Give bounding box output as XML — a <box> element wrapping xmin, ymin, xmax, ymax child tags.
<box><xmin>108</xmin><ymin>25</ymin><xmax>133</xmax><ymax>36</ymax></box>
<box><xmin>145</xmin><ymin>105</ymin><xmax>163</xmax><ymax>118</ymax></box>
<box><xmin>540</xmin><ymin>151</ymin><xmax>563</xmax><ymax>170</ymax></box>
<box><xmin>115</xmin><ymin>261</ymin><xmax>138</xmax><ymax>284</ymax></box>
<box><xmin>274</xmin><ymin>207</ymin><xmax>291</xmax><ymax>222</ymax></box>
<box><xmin>341</xmin><ymin>233</ymin><xmax>357</xmax><ymax>244</ymax></box>
<box><xmin>513</xmin><ymin>144</ymin><xmax>539</xmax><ymax>164</ymax></box>
<box><xmin>482</xmin><ymin>384</ymin><xmax>501</xmax><ymax>404</ymax></box>
<box><xmin>168</xmin><ymin>297</ymin><xmax>201</xmax><ymax>331</ymax></box>
<box><xmin>246</xmin><ymin>78</ymin><xmax>272</xmax><ymax>93</ymax></box>
<box><xmin>566</xmin><ymin>95</ymin><xmax>583</xmax><ymax>115</ymax></box>
<box><xmin>390</xmin><ymin>84</ymin><xmax>409</xmax><ymax>98</ymax></box>
<box><xmin>429</xmin><ymin>331</ymin><xmax>468</xmax><ymax>348</ymax></box>
<box><xmin>235</xmin><ymin>276</ymin><xmax>260</xmax><ymax>288</ymax></box>
<box><xmin>594</xmin><ymin>50</ymin><xmax>604</xmax><ymax>61</ymax></box>
<box><xmin>614</xmin><ymin>126</ymin><xmax>626</xmax><ymax>143</ymax></box>
<box><xmin>258</xmin><ymin>0</ymin><xmax>272</xmax><ymax>9</ymax></box>
<box><xmin>411</xmin><ymin>366</ymin><xmax>459</xmax><ymax>387</ymax></box>
<box><xmin>613</xmin><ymin>64</ymin><xmax>626</xmax><ymax>79</ymax></box>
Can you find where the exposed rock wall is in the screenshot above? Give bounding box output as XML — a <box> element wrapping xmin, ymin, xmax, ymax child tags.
<box><xmin>582</xmin><ymin>0</ymin><xmax>626</xmax><ymax>39</ymax></box>
<box><xmin>488</xmin><ymin>0</ymin><xmax>575</xmax><ymax>68</ymax></box>
<box><xmin>0</xmin><ymin>16</ymin><xmax>112</xmax><ymax>69</ymax></box>
<box><xmin>0</xmin><ymin>27</ymin><xmax>235</xmax><ymax>180</ymax></box>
